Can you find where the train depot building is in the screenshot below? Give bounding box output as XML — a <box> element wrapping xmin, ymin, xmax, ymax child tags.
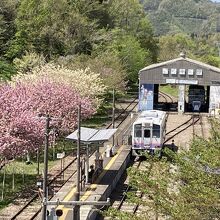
<box><xmin>139</xmin><ymin>53</ymin><xmax>220</xmax><ymax>114</ymax></box>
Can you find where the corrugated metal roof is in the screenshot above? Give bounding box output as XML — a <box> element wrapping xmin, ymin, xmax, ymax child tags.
<box><xmin>89</xmin><ymin>129</ymin><xmax>117</xmax><ymax>142</ymax></box>
<box><xmin>139</xmin><ymin>57</ymin><xmax>220</xmax><ymax>73</ymax></box>
<box><xmin>140</xmin><ymin>57</ymin><xmax>182</xmax><ymax>72</ymax></box>
<box><xmin>66</xmin><ymin>127</ymin><xmax>117</xmax><ymax>143</ymax></box>
<box><xmin>66</xmin><ymin>127</ymin><xmax>97</xmax><ymax>142</ymax></box>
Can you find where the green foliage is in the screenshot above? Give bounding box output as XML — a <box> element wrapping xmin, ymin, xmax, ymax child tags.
<box><xmin>108</xmin><ymin>0</ymin><xmax>158</xmax><ymax>61</ymax></box>
<box><xmin>108</xmin><ymin>0</ymin><xmax>145</xmax><ymax>32</ymax></box>
<box><xmin>0</xmin><ymin>60</ymin><xmax>16</xmax><ymax>80</ymax></box>
<box><xmin>0</xmin><ymin>0</ymin><xmax>157</xmax><ymax>85</ymax></box>
<box><xmin>158</xmin><ymin>33</ymin><xmax>195</xmax><ymax>61</ymax></box>
<box><xmin>56</xmin><ymin>52</ymin><xmax>127</xmax><ymax>91</ymax></box>
<box><xmin>201</xmin><ymin>55</ymin><xmax>220</xmax><ymax>67</ymax></box>
<box><xmin>0</xmin><ymin>0</ymin><xmax>17</xmax><ymax>58</ymax></box>
<box><xmin>7</xmin><ymin>0</ymin><xmax>101</xmax><ymax>59</ymax></box>
<box><xmin>136</xmin><ymin>18</ymin><xmax>159</xmax><ymax>62</ymax></box>
<box><xmin>106</xmin><ymin>32</ymin><xmax>150</xmax><ymax>82</ymax></box>
<box><xmin>13</xmin><ymin>51</ymin><xmax>46</xmax><ymax>73</ymax></box>
<box><xmin>160</xmin><ymin>85</ymin><xmax>178</xmax><ymax>98</ymax></box>
<box><xmin>157</xmin><ymin>33</ymin><xmax>220</xmax><ymax>69</ymax></box>
<box><xmin>142</xmin><ymin>0</ymin><xmax>220</xmax><ymax>36</ymax></box>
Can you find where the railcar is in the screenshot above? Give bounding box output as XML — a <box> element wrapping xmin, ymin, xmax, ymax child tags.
<box><xmin>131</xmin><ymin>110</ymin><xmax>167</xmax><ymax>156</ymax></box>
<box><xmin>188</xmin><ymin>85</ymin><xmax>205</xmax><ymax>111</ymax></box>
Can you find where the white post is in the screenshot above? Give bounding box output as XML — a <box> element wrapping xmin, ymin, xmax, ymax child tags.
<box><xmin>178</xmin><ymin>85</ymin><xmax>185</xmax><ymax>114</ymax></box>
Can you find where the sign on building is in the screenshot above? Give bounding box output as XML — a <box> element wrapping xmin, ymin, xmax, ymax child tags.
<box><xmin>209</xmin><ymin>86</ymin><xmax>220</xmax><ymax>115</ymax></box>
<box><xmin>139</xmin><ymin>84</ymin><xmax>154</xmax><ymax>111</ymax></box>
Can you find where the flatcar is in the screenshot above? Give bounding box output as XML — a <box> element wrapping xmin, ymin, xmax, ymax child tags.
<box><xmin>131</xmin><ymin>110</ymin><xmax>167</xmax><ymax>156</ymax></box>
<box><xmin>188</xmin><ymin>85</ymin><xmax>205</xmax><ymax>111</ymax></box>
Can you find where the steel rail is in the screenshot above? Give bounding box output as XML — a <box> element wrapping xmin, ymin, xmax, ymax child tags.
<box><xmin>159</xmin><ymin>91</ymin><xmax>174</xmax><ymax>103</ymax></box>
<box><xmin>158</xmin><ymin>92</ymin><xmax>168</xmax><ymax>103</ymax></box>
<box><xmin>193</xmin><ymin>113</ymin><xmax>205</xmax><ymax>139</ymax></box>
<box><xmin>199</xmin><ymin>114</ymin><xmax>205</xmax><ymax>138</ymax></box>
<box><xmin>116</xmin><ymin>160</ymin><xmax>142</xmax><ymax>212</ymax></box>
<box><xmin>29</xmin><ymin>148</ymin><xmax>97</xmax><ymax>219</ymax></box>
<box><xmin>164</xmin><ymin>115</ymin><xmax>200</xmax><ymax>144</ymax></box>
<box><xmin>200</xmin><ymin>115</ymin><xmax>204</xmax><ymax>137</ymax></box>
<box><xmin>106</xmin><ymin>97</ymin><xmax>138</xmax><ymax>129</ymax></box>
<box><xmin>11</xmin><ymin>157</ymin><xmax>77</xmax><ymax>220</ymax></box>
<box><xmin>30</xmin><ymin>170</ymin><xmax>78</xmax><ymax>220</ymax></box>
<box><xmin>116</xmin><ymin>101</ymin><xmax>138</xmax><ymax>128</ymax></box>
<box><xmin>165</xmin><ymin>117</ymin><xmax>193</xmax><ymax>136</ymax></box>
<box><xmin>192</xmin><ymin>114</ymin><xmax>195</xmax><ymax>137</ymax></box>
<box><xmin>13</xmin><ymin>148</ymin><xmax>97</xmax><ymax>220</ymax></box>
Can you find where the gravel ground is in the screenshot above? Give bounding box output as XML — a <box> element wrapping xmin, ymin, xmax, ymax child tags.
<box><xmin>166</xmin><ymin>113</ymin><xmax>211</xmax><ymax>151</ymax></box>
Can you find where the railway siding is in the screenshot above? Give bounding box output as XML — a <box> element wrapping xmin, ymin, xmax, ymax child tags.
<box><xmin>165</xmin><ymin>113</ymin><xmax>211</xmax><ymax>150</ymax></box>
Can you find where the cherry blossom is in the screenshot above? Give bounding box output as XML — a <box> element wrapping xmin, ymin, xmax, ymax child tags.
<box><xmin>0</xmin><ymin>78</ymin><xmax>95</xmax><ymax>160</ymax></box>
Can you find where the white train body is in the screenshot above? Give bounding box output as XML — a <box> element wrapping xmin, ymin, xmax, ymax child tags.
<box><xmin>131</xmin><ymin>110</ymin><xmax>167</xmax><ymax>156</ymax></box>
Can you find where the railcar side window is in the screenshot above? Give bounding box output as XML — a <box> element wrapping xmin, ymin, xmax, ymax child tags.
<box><xmin>134</xmin><ymin>124</ymin><xmax>142</xmax><ymax>137</ymax></box>
<box><xmin>153</xmin><ymin>124</ymin><xmax>160</xmax><ymax>138</ymax></box>
<box><xmin>144</xmin><ymin>129</ymin><xmax>150</xmax><ymax>138</ymax></box>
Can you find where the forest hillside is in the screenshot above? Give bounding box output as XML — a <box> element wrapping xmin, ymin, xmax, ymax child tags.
<box><xmin>141</xmin><ymin>0</ymin><xmax>220</xmax><ymax>35</ymax></box>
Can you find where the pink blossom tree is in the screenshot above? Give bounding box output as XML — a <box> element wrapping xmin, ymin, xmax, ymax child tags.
<box><xmin>0</xmin><ymin>78</ymin><xmax>95</xmax><ymax>161</ymax></box>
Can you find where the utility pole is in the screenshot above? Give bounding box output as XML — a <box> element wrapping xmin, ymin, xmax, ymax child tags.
<box><xmin>36</xmin><ymin>147</ymin><xmax>40</xmax><ymax>175</ymax></box>
<box><xmin>42</xmin><ymin>115</ymin><xmax>50</xmax><ymax>220</ymax></box>
<box><xmin>85</xmin><ymin>144</ymin><xmax>89</xmax><ymax>184</ymax></box>
<box><xmin>112</xmin><ymin>89</ymin><xmax>115</xmax><ymax>147</ymax></box>
<box><xmin>73</xmin><ymin>105</ymin><xmax>81</xmax><ymax>220</ymax></box>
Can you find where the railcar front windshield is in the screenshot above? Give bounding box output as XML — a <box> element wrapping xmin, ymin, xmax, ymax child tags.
<box><xmin>153</xmin><ymin>124</ymin><xmax>160</xmax><ymax>138</ymax></box>
<box><xmin>134</xmin><ymin>124</ymin><xmax>142</xmax><ymax>137</ymax></box>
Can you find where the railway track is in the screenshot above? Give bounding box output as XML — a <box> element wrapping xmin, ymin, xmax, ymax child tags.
<box><xmin>6</xmin><ymin>96</ymin><xmax>138</xmax><ymax>220</ymax></box>
<box><xmin>10</xmin><ymin>155</ymin><xmax>79</xmax><ymax>220</ymax></box>
<box><xmin>164</xmin><ymin>114</ymin><xmax>201</xmax><ymax>144</ymax></box>
<box><xmin>192</xmin><ymin>114</ymin><xmax>209</xmax><ymax>140</ymax></box>
<box><xmin>158</xmin><ymin>91</ymin><xmax>178</xmax><ymax>111</ymax></box>
<box><xmin>104</xmin><ymin>159</ymin><xmax>143</xmax><ymax>218</ymax></box>
<box><xmin>10</xmin><ymin>147</ymin><xmax>100</xmax><ymax>220</ymax></box>
<box><xmin>107</xmin><ymin>96</ymin><xmax>138</xmax><ymax>129</ymax></box>
<box><xmin>159</xmin><ymin>91</ymin><xmax>174</xmax><ymax>103</ymax></box>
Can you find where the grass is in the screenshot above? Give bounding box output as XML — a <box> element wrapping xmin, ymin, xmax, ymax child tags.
<box><xmin>0</xmin><ymin>160</ymin><xmax>57</xmax><ymax>209</ymax></box>
<box><xmin>82</xmin><ymin>115</ymin><xmax>110</xmax><ymax>128</ymax></box>
<box><xmin>82</xmin><ymin>101</ymin><xmax>112</xmax><ymax>128</ymax></box>
<box><xmin>82</xmin><ymin>91</ymin><xmax>138</xmax><ymax>129</ymax></box>
<box><xmin>160</xmin><ymin>85</ymin><xmax>178</xmax><ymax>98</ymax></box>
<box><xmin>0</xmin><ymin>140</ymin><xmax>74</xmax><ymax>210</ymax></box>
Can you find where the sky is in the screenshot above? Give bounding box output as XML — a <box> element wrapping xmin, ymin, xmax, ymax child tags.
<box><xmin>211</xmin><ymin>0</ymin><xmax>220</xmax><ymax>2</ymax></box>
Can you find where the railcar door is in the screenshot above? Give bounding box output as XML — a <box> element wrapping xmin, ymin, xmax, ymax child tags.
<box><xmin>152</xmin><ymin>124</ymin><xmax>161</xmax><ymax>148</ymax></box>
<box><xmin>143</xmin><ymin>128</ymin><xmax>151</xmax><ymax>148</ymax></box>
